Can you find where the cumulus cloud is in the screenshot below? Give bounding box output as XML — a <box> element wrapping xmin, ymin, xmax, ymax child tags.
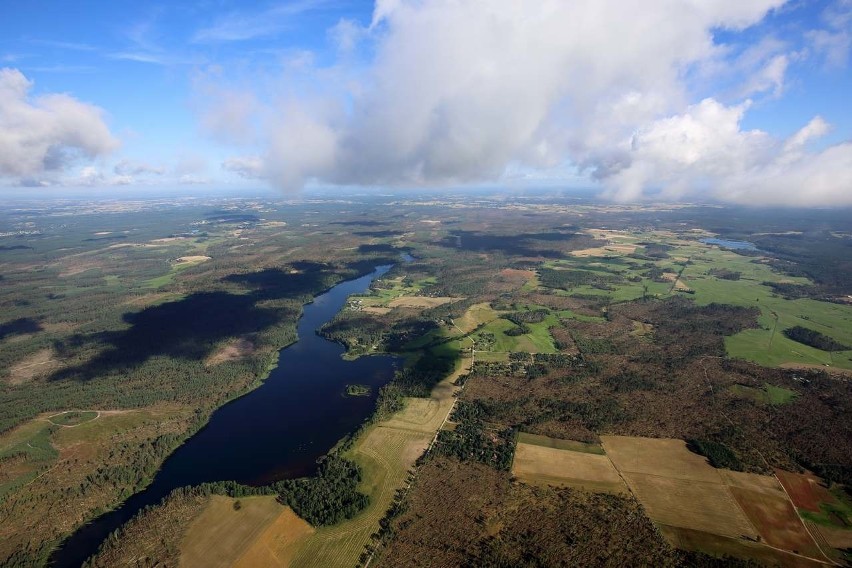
<box><xmin>0</xmin><ymin>68</ymin><xmax>119</xmax><ymax>178</ymax></box>
<box><xmin>198</xmin><ymin>0</ymin><xmax>852</xmax><ymax>205</ymax></box>
<box><xmin>601</xmin><ymin>100</ymin><xmax>851</xmax><ymax>206</ymax></box>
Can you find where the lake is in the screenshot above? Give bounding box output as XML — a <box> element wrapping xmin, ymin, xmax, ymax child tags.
<box><xmin>50</xmin><ymin>264</ymin><xmax>399</xmax><ymax>567</ymax></box>
<box><xmin>700</xmin><ymin>237</ymin><xmax>758</xmax><ymax>251</ymax></box>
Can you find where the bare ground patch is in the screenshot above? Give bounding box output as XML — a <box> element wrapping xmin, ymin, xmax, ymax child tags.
<box><xmin>8</xmin><ymin>349</ymin><xmax>59</xmax><ymax>384</ymax></box>
<box><xmin>205</xmin><ymin>338</ymin><xmax>255</xmax><ymax>366</ymax></box>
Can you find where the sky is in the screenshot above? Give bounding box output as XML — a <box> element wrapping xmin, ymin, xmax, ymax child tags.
<box><xmin>1</xmin><ymin>0</ymin><xmax>851</xmax><ymax>206</ymax></box>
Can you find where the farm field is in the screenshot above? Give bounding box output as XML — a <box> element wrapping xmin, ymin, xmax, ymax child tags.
<box><xmin>534</xmin><ymin>230</ymin><xmax>852</xmax><ymax>370</ymax></box>
<box><xmin>599</xmin><ymin>436</ymin><xmax>832</xmax><ymax>565</ymax></box>
<box><xmin>181</xmin><ymin>495</ymin><xmax>299</xmax><ymax>568</ymax></box>
<box><xmin>512</xmin><ymin>438</ymin><xmax>627</xmax><ymax>495</ymax></box>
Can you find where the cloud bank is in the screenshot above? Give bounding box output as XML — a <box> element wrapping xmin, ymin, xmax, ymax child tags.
<box><xmin>0</xmin><ymin>68</ymin><xmax>118</xmax><ymax>179</ymax></box>
<box><xmin>207</xmin><ymin>0</ymin><xmax>851</xmax><ymax>206</ymax></box>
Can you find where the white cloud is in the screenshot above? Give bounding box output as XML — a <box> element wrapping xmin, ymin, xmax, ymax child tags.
<box><xmin>72</xmin><ymin>166</ymin><xmax>133</xmax><ymax>186</ymax></box>
<box><xmin>222</xmin><ymin>155</ymin><xmax>265</xmax><ymax>178</ymax></box>
<box><xmin>807</xmin><ymin>0</ymin><xmax>852</xmax><ymax>68</ymax></box>
<box><xmin>0</xmin><ymin>68</ymin><xmax>119</xmax><ymax>178</ymax></box>
<box><xmin>193</xmin><ymin>1</ymin><xmax>332</xmax><ymax>43</ymax></box>
<box><xmin>197</xmin><ymin>0</ymin><xmax>852</xmax><ymax>205</ymax></box>
<box><xmin>602</xmin><ymin>99</ymin><xmax>852</xmax><ymax>205</ymax></box>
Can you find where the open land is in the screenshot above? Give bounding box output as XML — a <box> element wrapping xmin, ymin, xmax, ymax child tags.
<box><xmin>2</xmin><ymin>195</ymin><xmax>851</xmax><ymax>567</ymax></box>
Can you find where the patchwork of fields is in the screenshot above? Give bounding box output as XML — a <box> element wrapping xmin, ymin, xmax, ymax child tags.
<box><xmin>512</xmin><ymin>433</ymin><xmax>849</xmax><ymax>566</ymax></box>
<box><xmin>535</xmin><ymin>230</ymin><xmax>852</xmax><ymax>370</ymax></box>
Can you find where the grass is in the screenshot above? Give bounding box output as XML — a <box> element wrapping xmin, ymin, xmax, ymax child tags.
<box><xmin>0</xmin><ymin>420</ymin><xmax>57</xmax><ymax>498</ymax></box>
<box><xmin>469</xmin><ymin>305</ymin><xmax>558</xmax><ymax>354</ymax></box>
<box><xmin>47</xmin><ymin>410</ymin><xmax>99</xmax><ymax>426</ymax></box>
<box><xmin>800</xmin><ymin>488</ymin><xmax>852</xmax><ymax>529</ymax></box>
<box><xmin>730</xmin><ymin>384</ymin><xmax>798</xmax><ymax>406</ymax></box>
<box><xmin>349</xmin><ymin>276</ymin><xmax>438</xmax><ymax>308</ymax></box>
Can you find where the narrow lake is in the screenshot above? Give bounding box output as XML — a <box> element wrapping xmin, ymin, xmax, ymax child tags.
<box><xmin>51</xmin><ymin>264</ymin><xmax>399</xmax><ymax>567</ymax></box>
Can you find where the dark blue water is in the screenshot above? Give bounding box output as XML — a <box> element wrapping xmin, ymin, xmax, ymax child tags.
<box><xmin>700</xmin><ymin>237</ymin><xmax>758</xmax><ymax>251</ymax></box>
<box><xmin>51</xmin><ymin>265</ymin><xmax>398</xmax><ymax>567</ymax></box>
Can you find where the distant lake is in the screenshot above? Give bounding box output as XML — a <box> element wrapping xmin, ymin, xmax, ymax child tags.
<box><xmin>51</xmin><ymin>264</ymin><xmax>399</xmax><ymax>567</ymax></box>
<box><xmin>700</xmin><ymin>237</ymin><xmax>758</xmax><ymax>251</ymax></box>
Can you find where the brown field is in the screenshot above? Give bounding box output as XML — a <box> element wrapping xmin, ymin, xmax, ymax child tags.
<box><xmin>512</xmin><ymin>442</ymin><xmax>627</xmax><ymax>495</ymax></box>
<box><xmin>729</xmin><ymin>486</ymin><xmax>824</xmax><ymax>558</ymax></box>
<box><xmin>601</xmin><ymin>437</ymin><xmax>829</xmax><ymax>562</ymax></box>
<box><xmin>8</xmin><ymin>348</ymin><xmax>59</xmax><ymax>384</ymax></box>
<box><xmin>181</xmin><ymin>495</ymin><xmax>293</xmax><ymax>568</ymax></box>
<box><xmin>387</xmin><ymin>295</ymin><xmax>459</xmax><ymax>308</ymax></box>
<box><xmin>660</xmin><ymin>525</ymin><xmax>826</xmax><ymax>568</ymax></box>
<box><xmin>362</xmin><ymin>306</ymin><xmax>392</xmax><ymax>315</ymax></box>
<box><xmin>498</xmin><ymin>268</ymin><xmax>535</xmax><ymax>283</ymax></box>
<box><xmin>175</xmin><ymin>255</ymin><xmax>211</xmax><ymax>264</ymax></box>
<box><xmin>624</xmin><ymin>474</ymin><xmax>758</xmax><ymax>538</ymax></box>
<box><xmin>776</xmin><ymin>470</ymin><xmax>837</xmax><ymax>513</ymax></box>
<box><xmin>811</xmin><ymin>523</ymin><xmax>852</xmax><ymax>550</ymax></box>
<box><xmin>601</xmin><ymin>436</ymin><xmax>722</xmax><ymax>483</ymax></box>
<box><xmin>206</xmin><ymin>338</ymin><xmax>256</xmax><ymax>366</ymax></box>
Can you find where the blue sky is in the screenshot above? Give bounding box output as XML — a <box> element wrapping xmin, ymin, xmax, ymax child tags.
<box><xmin>1</xmin><ymin>0</ymin><xmax>850</xmax><ymax>205</ymax></box>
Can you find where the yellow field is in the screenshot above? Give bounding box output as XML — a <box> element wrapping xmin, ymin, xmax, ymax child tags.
<box><xmin>181</xmin><ymin>496</ymin><xmax>306</xmax><ymax>568</ymax></box>
<box><xmin>570</xmin><ymin>244</ymin><xmax>638</xmax><ymax>257</ymax></box>
<box><xmin>288</xmin><ymin>426</ymin><xmax>432</xmax><ymax>568</ymax></box>
<box><xmin>454</xmin><ymin>302</ymin><xmax>497</xmax><ymax>333</ymax></box>
<box><xmin>233</xmin><ymin>505</ymin><xmax>315</xmax><ymax>568</ymax></box>
<box><xmin>512</xmin><ymin>442</ymin><xmax>627</xmax><ymax>495</ymax></box>
<box><xmin>628</xmin><ymin>474</ymin><xmax>758</xmax><ymax>538</ymax></box>
<box><xmin>601</xmin><ymin>436</ymin><xmax>722</xmax><ymax>482</ymax></box>
<box><xmin>387</xmin><ymin>295</ymin><xmax>459</xmax><ymax>308</ymax></box>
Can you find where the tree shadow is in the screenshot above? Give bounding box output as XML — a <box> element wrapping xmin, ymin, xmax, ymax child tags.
<box><xmin>0</xmin><ymin>317</ymin><xmax>43</xmax><ymax>340</ymax></box>
<box><xmin>49</xmin><ymin>292</ymin><xmax>285</xmax><ymax>381</ymax></box>
<box><xmin>437</xmin><ymin>230</ymin><xmax>589</xmax><ymax>258</ymax></box>
<box><xmin>47</xmin><ymin>259</ymin><xmax>394</xmax><ymax>383</ymax></box>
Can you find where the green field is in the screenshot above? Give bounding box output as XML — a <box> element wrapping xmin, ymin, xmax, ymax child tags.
<box><xmin>730</xmin><ymin>384</ymin><xmax>799</xmax><ymax>405</ymax></box>
<box><xmin>536</xmin><ymin>232</ymin><xmax>852</xmax><ymax>370</ymax></box>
